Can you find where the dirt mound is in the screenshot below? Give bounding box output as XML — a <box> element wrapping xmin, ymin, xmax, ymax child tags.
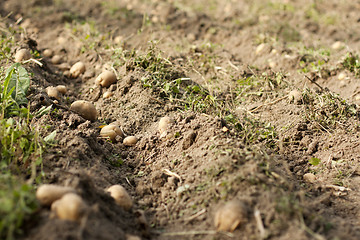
<box><xmin>1</xmin><ymin>0</ymin><xmax>360</xmax><ymax>239</ymax></box>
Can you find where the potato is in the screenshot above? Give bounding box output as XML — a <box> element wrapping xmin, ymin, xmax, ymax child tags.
<box><xmin>303</xmin><ymin>173</ymin><xmax>316</xmax><ymax>183</ymax></box>
<box><xmin>95</xmin><ymin>70</ymin><xmax>117</xmax><ymax>87</ymax></box>
<box><xmin>70</xmin><ymin>61</ymin><xmax>86</xmax><ymax>78</ymax></box>
<box><xmin>158</xmin><ymin>116</ymin><xmax>174</xmax><ymax>134</ymax></box>
<box><xmin>338</xmin><ymin>72</ymin><xmax>346</xmax><ymax>80</ymax></box>
<box><xmin>51</xmin><ymin>193</ymin><xmax>86</xmax><ymax>221</ymax></box>
<box><xmin>36</xmin><ymin>184</ymin><xmax>75</xmax><ymax>206</ymax></box>
<box><xmin>70</xmin><ymin>100</ymin><xmax>97</xmax><ymax>121</ymax></box>
<box><xmin>107</xmin><ymin>185</ymin><xmax>133</xmax><ymax>210</ymax></box>
<box><xmin>100</xmin><ymin>125</ymin><xmax>123</xmax><ymax>141</ymax></box>
<box><xmin>51</xmin><ymin>55</ymin><xmax>62</xmax><ymax>64</ymax></box>
<box><xmin>56</xmin><ymin>85</ymin><xmax>67</xmax><ymax>94</ymax></box>
<box><xmin>255</xmin><ymin>43</ymin><xmax>265</xmax><ymax>55</ymax></box>
<box><xmin>43</xmin><ymin>49</ymin><xmax>53</xmax><ymax>58</ymax></box>
<box><xmin>331</xmin><ymin>41</ymin><xmax>343</xmax><ymax>50</ymax></box>
<box><xmin>123</xmin><ymin>136</ymin><xmax>138</xmax><ymax>146</ymax></box>
<box><xmin>46</xmin><ymin>86</ymin><xmax>61</xmax><ymax>100</ymax></box>
<box><xmin>15</xmin><ymin>49</ymin><xmax>31</xmax><ymax>62</ymax></box>
<box><xmin>288</xmin><ymin>90</ymin><xmax>302</xmax><ymax>103</ymax></box>
<box><xmin>214</xmin><ymin>200</ymin><xmax>248</xmax><ymax>232</ymax></box>
<box><xmin>103</xmin><ymin>91</ymin><xmax>113</xmax><ymax>99</ymax></box>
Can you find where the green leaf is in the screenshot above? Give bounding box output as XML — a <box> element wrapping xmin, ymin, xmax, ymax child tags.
<box><xmin>309</xmin><ymin>157</ymin><xmax>320</xmax><ymax>166</ymax></box>
<box><xmin>44</xmin><ymin>130</ymin><xmax>57</xmax><ymax>143</ymax></box>
<box><xmin>5</xmin><ymin>63</ymin><xmax>30</xmax><ymax>105</ymax></box>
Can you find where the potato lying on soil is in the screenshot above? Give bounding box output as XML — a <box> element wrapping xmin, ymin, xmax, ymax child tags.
<box><xmin>15</xmin><ymin>49</ymin><xmax>31</xmax><ymax>62</ymax></box>
<box><xmin>303</xmin><ymin>173</ymin><xmax>316</xmax><ymax>183</ymax></box>
<box><xmin>36</xmin><ymin>184</ymin><xmax>75</xmax><ymax>206</ymax></box>
<box><xmin>56</xmin><ymin>85</ymin><xmax>67</xmax><ymax>94</ymax></box>
<box><xmin>51</xmin><ymin>55</ymin><xmax>62</xmax><ymax>64</ymax></box>
<box><xmin>123</xmin><ymin>136</ymin><xmax>138</xmax><ymax>146</ymax></box>
<box><xmin>70</xmin><ymin>100</ymin><xmax>97</xmax><ymax>121</ymax></box>
<box><xmin>42</xmin><ymin>49</ymin><xmax>53</xmax><ymax>58</ymax></box>
<box><xmin>288</xmin><ymin>90</ymin><xmax>302</xmax><ymax>103</ymax></box>
<box><xmin>95</xmin><ymin>70</ymin><xmax>117</xmax><ymax>87</ymax></box>
<box><xmin>214</xmin><ymin>200</ymin><xmax>248</xmax><ymax>232</ymax></box>
<box><xmin>100</xmin><ymin>125</ymin><xmax>123</xmax><ymax>141</ymax></box>
<box><xmin>107</xmin><ymin>185</ymin><xmax>133</xmax><ymax>210</ymax></box>
<box><xmin>158</xmin><ymin>116</ymin><xmax>174</xmax><ymax>134</ymax></box>
<box><xmin>46</xmin><ymin>86</ymin><xmax>61</xmax><ymax>100</ymax></box>
<box><xmin>51</xmin><ymin>193</ymin><xmax>87</xmax><ymax>221</ymax></box>
<box><xmin>103</xmin><ymin>91</ymin><xmax>113</xmax><ymax>99</ymax></box>
<box><xmin>70</xmin><ymin>61</ymin><xmax>86</xmax><ymax>78</ymax></box>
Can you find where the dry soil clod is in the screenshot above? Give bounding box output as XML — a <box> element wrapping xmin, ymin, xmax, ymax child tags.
<box><xmin>51</xmin><ymin>193</ymin><xmax>87</xmax><ymax>221</ymax></box>
<box><xmin>123</xmin><ymin>136</ymin><xmax>138</xmax><ymax>146</ymax></box>
<box><xmin>303</xmin><ymin>173</ymin><xmax>316</xmax><ymax>183</ymax></box>
<box><xmin>70</xmin><ymin>61</ymin><xmax>86</xmax><ymax>78</ymax></box>
<box><xmin>100</xmin><ymin>125</ymin><xmax>123</xmax><ymax>141</ymax></box>
<box><xmin>15</xmin><ymin>49</ymin><xmax>31</xmax><ymax>62</ymax></box>
<box><xmin>106</xmin><ymin>185</ymin><xmax>133</xmax><ymax>210</ymax></box>
<box><xmin>36</xmin><ymin>184</ymin><xmax>75</xmax><ymax>206</ymax></box>
<box><xmin>95</xmin><ymin>70</ymin><xmax>117</xmax><ymax>87</ymax></box>
<box><xmin>214</xmin><ymin>200</ymin><xmax>248</xmax><ymax>232</ymax></box>
<box><xmin>70</xmin><ymin>100</ymin><xmax>97</xmax><ymax>121</ymax></box>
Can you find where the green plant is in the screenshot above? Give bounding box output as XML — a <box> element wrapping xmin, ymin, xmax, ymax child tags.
<box><xmin>342</xmin><ymin>52</ymin><xmax>360</xmax><ymax>77</ymax></box>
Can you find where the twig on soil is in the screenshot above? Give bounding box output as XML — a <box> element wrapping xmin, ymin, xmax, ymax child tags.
<box><xmin>184</xmin><ymin>209</ymin><xmax>206</xmax><ymax>222</ymax></box>
<box><xmin>304</xmin><ymin>75</ymin><xmax>328</xmax><ymax>92</ymax></box>
<box><xmin>228</xmin><ymin>60</ymin><xmax>239</xmax><ymax>71</ymax></box>
<box><xmin>162</xmin><ymin>169</ymin><xmax>182</xmax><ymax>183</ymax></box>
<box><xmin>249</xmin><ymin>95</ymin><xmax>288</xmax><ymax>113</ymax></box>
<box><xmin>254</xmin><ymin>208</ymin><xmax>267</xmax><ymax>239</ymax></box>
<box><xmin>125</xmin><ymin>177</ymin><xmax>133</xmax><ymax>188</ymax></box>
<box><xmin>23</xmin><ymin>58</ymin><xmax>43</xmax><ymax>67</ymax></box>
<box><xmin>144</xmin><ymin>152</ymin><xmax>157</xmax><ymax>162</ymax></box>
<box><xmin>160</xmin><ymin>230</ymin><xmax>233</xmax><ymax>238</ymax></box>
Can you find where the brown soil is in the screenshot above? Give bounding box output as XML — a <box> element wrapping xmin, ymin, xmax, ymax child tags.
<box><xmin>1</xmin><ymin>0</ymin><xmax>360</xmax><ymax>239</ymax></box>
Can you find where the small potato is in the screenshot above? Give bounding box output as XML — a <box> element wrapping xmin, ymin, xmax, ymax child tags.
<box><xmin>43</xmin><ymin>49</ymin><xmax>53</xmax><ymax>58</ymax></box>
<box><xmin>70</xmin><ymin>100</ymin><xmax>97</xmax><ymax>121</ymax></box>
<box><xmin>95</xmin><ymin>70</ymin><xmax>117</xmax><ymax>87</ymax></box>
<box><xmin>36</xmin><ymin>184</ymin><xmax>75</xmax><ymax>206</ymax></box>
<box><xmin>107</xmin><ymin>185</ymin><xmax>133</xmax><ymax>210</ymax></box>
<box><xmin>15</xmin><ymin>49</ymin><xmax>31</xmax><ymax>62</ymax></box>
<box><xmin>331</xmin><ymin>41</ymin><xmax>343</xmax><ymax>50</ymax></box>
<box><xmin>56</xmin><ymin>85</ymin><xmax>67</xmax><ymax>94</ymax></box>
<box><xmin>103</xmin><ymin>91</ymin><xmax>113</xmax><ymax>99</ymax></box>
<box><xmin>100</xmin><ymin>125</ymin><xmax>123</xmax><ymax>141</ymax></box>
<box><xmin>123</xmin><ymin>136</ymin><xmax>137</xmax><ymax>146</ymax></box>
<box><xmin>51</xmin><ymin>55</ymin><xmax>62</xmax><ymax>64</ymax></box>
<box><xmin>338</xmin><ymin>72</ymin><xmax>346</xmax><ymax>81</ymax></box>
<box><xmin>57</xmin><ymin>37</ymin><xmax>67</xmax><ymax>45</ymax></box>
<box><xmin>288</xmin><ymin>90</ymin><xmax>302</xmax><ymax>103</ymax></box>
<box><xmin>70</xmin><ymin>61</ymin><xmax>86</xmax><ymax>78</ymax></box>
<box><xmin>303</xmin><ymin>173</ymin><xmax>316</xmax><ymax>183</ymax></box>
<box><xmin>52</xmin><ymin>193</ymin><xmax>86</xmax><ymax>221</ymax></box>
<box><xmin>255</xmin><ymin>43</ymin><xmax>265</xmax><ymax>55</ymax></box>
<box><xmin>46</xmin><ymin>86</ymin><xmax>61</xmax><ymax>100</ymax></box>
<box><xmin>214</xmin><ymin>200</ymin><xmax>248</xmax><ymax>232</ymax></box>
<box><xmin>158</xmin><ymin>116</ymin><xmax>174</xmax><ymax>134</ymax></box>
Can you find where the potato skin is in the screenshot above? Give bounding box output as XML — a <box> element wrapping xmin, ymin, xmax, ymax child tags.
<box><xmin>214</xmin><ymin>200</ymin><xmax>248</xmax><ymax>232</ymax></box>
<box><xmin>52</xmin><ymin>193</ymin><xmax>86</xmax><ymax>221</ymax></box>
<box><xmin>158</xmin><ymin>116</ymin><xmax>174</xmax><ymax>134</ymax></box>
<box><xmin>15</xmin><ymin>49</ymin><xmax>31</xmax><ymax>62</ymax></box>
<box><xmin>36</xmin><ymin>184</ymin><xmax>75</xmax><ymax>206</ymax></box>
<box><xmin>123</xmin><ymin>136</ymin><xmax>138</xmax><ymax>146</ymax></box>
<box><xmin>95</xmin><ymin>70</ymin><xmax>117</xmax><ymax>87</ymax></box>
<box><xmin>107</xmin><ymin>185</ymin><xmax>133</xmax><ymax>210</ymax></box>
<box><xmin>100</xmin><ymin>125</ymin><xmax>123</xmax><ymax>141</ymax></box>
<box><xmin>70</xmin><ymin>100</ymin><xmax>97</xmax><ymax>121</ymax></box>
<box><xmin>69</xmin><ymin>61</ymin><xmax>86</xmax><ymax>78</ymax></box>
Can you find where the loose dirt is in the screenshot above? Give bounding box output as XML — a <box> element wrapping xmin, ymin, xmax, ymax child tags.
<box><xmin>1</xmin><ymin>0</ymin><xmax>360</xmax><ymax>239</ymax></box>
